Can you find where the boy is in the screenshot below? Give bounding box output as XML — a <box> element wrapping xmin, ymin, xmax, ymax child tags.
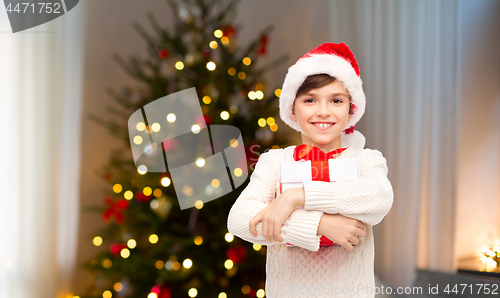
<box><xmin>227</xmin><ymin>42</ymin><xmax>394</xmax><ymax>298</ymax></box>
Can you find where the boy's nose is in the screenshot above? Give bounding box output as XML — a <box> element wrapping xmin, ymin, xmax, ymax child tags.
<box><xmin>316</xmin><ymin>104</ymin><xmax>331</xmax><ymax>116</ymax></box>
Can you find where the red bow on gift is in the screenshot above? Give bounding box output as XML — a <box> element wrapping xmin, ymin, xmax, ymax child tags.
<box><xmin>293</xmin><ymin>144</ymin><xmax>349</xmax><ymax>182</ymax></box>
<box><xmin>293</xmin><ymin>144</ymin><xmax>348</xmax><ymax>161</ymax></box>
<box><xmin>289</xmin><ymin>144</ymin><xmax>348</xmax><ymax>247</ymax></box>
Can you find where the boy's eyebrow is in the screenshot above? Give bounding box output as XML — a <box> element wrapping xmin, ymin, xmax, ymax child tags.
<box><xmin>303</xmin><ymin>92</ymin><xmax>349</xmax><ymax>97</ymax></box>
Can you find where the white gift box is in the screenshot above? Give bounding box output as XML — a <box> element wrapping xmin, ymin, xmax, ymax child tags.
<box><xmin>280</xmin><ymin>159</ymin><xmax>359</xmax><ymax>193</ymax></box>
<box><xmin>280</xmin><ymin>158</ymin><xmax>359</xmax><ymax>247</ymax></box>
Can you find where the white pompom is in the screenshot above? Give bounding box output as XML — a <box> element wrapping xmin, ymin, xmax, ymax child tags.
<box><xmin>341</xmin><ymin>130</ymin><xmax>365</xmax><ymax>149</ymax></box>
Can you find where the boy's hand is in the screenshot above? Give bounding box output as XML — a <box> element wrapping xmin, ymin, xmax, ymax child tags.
<box><xmin>286</xmin><ymin>187</ymin><xmax>306</xmax><ymax>207</ymax></box>
<box><xmin>249</xmin><ymin>188</ymin><xmax>301</xmax><ymax>242</ymax></box>
<box><xmin>317</xmin><ymin>214</ymin><xmax>367</xmax><ymax>251</ymax></box>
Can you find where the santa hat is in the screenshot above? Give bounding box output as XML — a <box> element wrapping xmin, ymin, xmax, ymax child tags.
<box><xmin>279</xmin><ymin>42</ymin><xmax>366</xmax><ymax>149</ymax></box>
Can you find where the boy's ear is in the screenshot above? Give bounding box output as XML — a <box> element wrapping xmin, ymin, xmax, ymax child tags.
<box><xmin>291</xmin><ymin>105</ymin><xmax>296</xmax><ymax>121</ymax></box>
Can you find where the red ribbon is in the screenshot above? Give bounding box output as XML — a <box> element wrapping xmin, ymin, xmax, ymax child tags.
<box><xmin>288</xmin><ymin>144</ymin><xmax>348</xmax><ymax>247</ymax></box>
<box><xmin>293</xmin><ymin>144</ymin><xmax>348</xmax><ymax>161</ymax></box>
<box><xmin>293</xmin><ymin>144</ymin><xmax>349</xmax><ymax>182</ymax></box>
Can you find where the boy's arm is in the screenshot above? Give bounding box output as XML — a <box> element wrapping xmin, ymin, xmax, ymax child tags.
<box><xmin>301</xmin><ymin>149</ymin><xmax>394</xmax><ymax>226</ymax></box>
<box><xmin>227</xmin><ymin>150</ymin><xmax>323</xmax><ymax>252</ymax></box>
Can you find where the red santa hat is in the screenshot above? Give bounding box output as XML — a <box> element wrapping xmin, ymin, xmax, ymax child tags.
<box><xmin>279</xmin><ymin>42</ymin><xmax>366</xmax><ymax>149</ymax></box>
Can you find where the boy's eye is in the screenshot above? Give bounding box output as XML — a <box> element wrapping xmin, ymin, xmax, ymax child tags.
<box><xmin>303</xmin><ymin>98</ymin><xmax>343</xmax><ymax>103</ymax></box>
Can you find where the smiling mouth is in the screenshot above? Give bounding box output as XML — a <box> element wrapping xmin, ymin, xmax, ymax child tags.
<box><xmin>310</xmin><ymin>122</ymin><xmax>335</xmax><ymax>129</ymax></box>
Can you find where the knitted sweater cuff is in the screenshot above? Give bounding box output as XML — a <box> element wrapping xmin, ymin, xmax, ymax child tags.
<box><xmin>284</xmin><ymin>207</ymin><xmax>323</xmax><ymax>251</ymax></box>
<box><xmin>302</xmin><ymin>180</ymin><xmax>337</xmax><ymax>214</ymax></box>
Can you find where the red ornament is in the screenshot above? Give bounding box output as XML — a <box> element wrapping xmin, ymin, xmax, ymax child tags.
<box><xmin>237</xmin><ymin>151</ymin><xmax>248</xmax><ymax>173</ymax></box>
<box><xmin>136</xmin><ymin>191</ymin><xmax>152</xmax><ymax>203</ymax></box>
<box><xmin>163</xmin><ymin>138</ymin><xmax>179</xmax><ymax>152</ymax></box>
<box><xmin>248</xmin><ymin>289</ymin><xmax>257</xmax><ymax>297</ymax></box>
<box><xmin>222</xmin><ymin>25</ymin><xmax>236</xmax><ymax>38</ymax></box>
<box><xmin>245</xmin><ymin>141</ymin><xmax>260</xmax><ymax>171</ymax></box>
<box><xmin>102</xmin><ymin>197</ymin><xmax>128</xmax><ymax>224</ymax></box>
<box><xmin>195</xmin><ymin>114</ymin><xmax>212</xmax><ymax>125</ymax></box>
<box><xmin>151</xmin><ymin>285</ymin><xmax>172</xmax><ymax>298</ymax></box>
<box><xmin>158</xmin><ymin>49</ymin><xmax>170</xmax><ymax>59</ymax></box>
<box><xmin>226</xmin><ymin>245</ymin><xmax>247</xmax><ymax>264</ymax></box>
<box><xmin>103</xmin><ymin>172</ymin><xmax>113</xmax><ymax>181</ymax></box>
<box><xmin>109</xmin><ymin>243</ymin><xmax>127</xmax><ymax>255</ymax></box>
<box><xmin>257</xmin><ymin>34</ymin><xmax>268</xmax><ymax>56</ymax></box>
<box><xmin>163</xmin><ymin>139</ymin><xmax>172</xmax><ymax>151</ymax></box>
<box><xmin>202</xmin><ymin>49</ymin><xmax>211</xmax><ymax>58</ymax></box>
<box><xmin>204</xmin><ymin>115</ymin><xmax>212</xmax><ymax>124</ymax></box>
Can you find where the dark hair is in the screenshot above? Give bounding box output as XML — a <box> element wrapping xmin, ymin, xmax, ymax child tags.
<box><xmin>293</xmin><ymin>73</ymin><xmax>353</xmax><ymax>115</ymax></box>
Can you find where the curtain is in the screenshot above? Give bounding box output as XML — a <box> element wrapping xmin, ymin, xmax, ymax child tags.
<box><xmin>329</xmin><ymin>0</ymin><xmax>460</xmax><ymax>288</ymax></box>
<box><xmin>0</xmin><ymin>3</ymin><xmax>87</xmax><ymax>298</ymax></box>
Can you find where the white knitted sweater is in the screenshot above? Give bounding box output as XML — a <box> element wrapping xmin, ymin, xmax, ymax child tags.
<box><xmin>227</xmin><ymin>145</ymin><xmax>394</xmax><ymax>298</ymax></box>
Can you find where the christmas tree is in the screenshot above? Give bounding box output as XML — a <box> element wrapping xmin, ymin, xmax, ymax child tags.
<box><xmin>79</xmin><ymin>0</ymin><xmax>291</xmax><ymax>297</ymax></box>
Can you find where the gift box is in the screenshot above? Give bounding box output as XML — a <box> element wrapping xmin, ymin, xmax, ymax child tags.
<box><xmin>280</xmin><ymin>159</ymin><xmax>358</xmax><ymax>192</ymax></box>
<box><xmin>280</xmin><ymin>158</ymin><xmax>358</xmax><ymax>247</ymax></box>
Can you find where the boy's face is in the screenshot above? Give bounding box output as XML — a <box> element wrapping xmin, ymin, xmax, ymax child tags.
<box><xmin>291</xmin><ymin>80</ymin><xmax>351</xmax><ymax>152</ymax></box>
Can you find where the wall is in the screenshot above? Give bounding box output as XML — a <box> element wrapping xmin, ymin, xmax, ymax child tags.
<box><xmin>455</xmin><ymin>0</ymin><xmax>500</xmax><ymax>261</ymax></box>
